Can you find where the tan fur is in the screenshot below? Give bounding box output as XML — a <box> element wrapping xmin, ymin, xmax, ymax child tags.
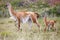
<box><xmin>6</xmin><ymin>3</ymin><xmax>40</xmax><ymax>31</ymax></box>
<box><xmin>44</xmin><ymin>16</ymin><xmax>56</xmax><ymax>31</ymax></box>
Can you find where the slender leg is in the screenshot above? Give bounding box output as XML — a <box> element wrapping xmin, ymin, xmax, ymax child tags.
<box><xmin>35</xmin><ymin>19</ymin><xmax>40</xmax><ymax>28</ymax></box>
<box><xmin>44</xmin><ymin>25</ymin><xmax>47</xmax><ymax>32</ymax></box>
<box><xmin>51</xmin><ymin>24</ymin><xmax>56</xmax><ymax>31</ymax></box>
<box><xmin>36</xmin><ymin>22</ymin><xmax>40</xmax><ymax>28</ymax></box>
<box><xmin>34</xmin><ymin>19</ymin><xmax>40</xmax><ymax>31</ymax></box>
<box><xmin>48</xmin><ymin>24</ymin><xmax>51</xmax><ymax>31</ymax></box>
<box><xmin>17</xmin><ymin>19</ymin><xmax>20</xmax><ymax>31</ymax></box>
<box><xmin>44</xmin><ymin>24</ymin><xmax>50</xmax><ymax>31</ymax></box>
<box><xmin>31</xmin><ymin>16</ymin><xmax>40</xmax><ymax>31</ymax></box>
<box><xmin>44</xmin><ymin>27</ymin><xmax>46</xmax><ymax>32</ymax></box>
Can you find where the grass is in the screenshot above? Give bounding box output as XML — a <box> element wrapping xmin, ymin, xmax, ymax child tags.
<box><xmin>0</xmin><ymin>17</ymin><xmax>60</xmax><ymax>40</ymax></box>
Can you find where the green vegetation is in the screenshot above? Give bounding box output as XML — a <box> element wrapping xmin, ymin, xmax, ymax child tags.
<box><xmin>0</xmin><ymin>0</ymin><xmax>60</xmax><ymax>17</ymax></box>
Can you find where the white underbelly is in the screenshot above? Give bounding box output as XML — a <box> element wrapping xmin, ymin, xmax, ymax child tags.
<box><xmin>9</xmin><ymin>14</ymin><xmax>30</xmax><ymax>24</ymax></box>
<box><xmin>21</xmin><ymin>15</ymin><xmax>30</xmax><ymax>23</ymax></box>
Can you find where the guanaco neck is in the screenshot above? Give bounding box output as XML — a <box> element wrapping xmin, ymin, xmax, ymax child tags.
<box><xmin>8</xmin><ymin>5</ymin><xmax>16</xmax><ymax>17</ymax></box>
<box><xmin>44</xmin><ymin>17</ymin><xmax>47</xmax><ymax>23</ymax></box>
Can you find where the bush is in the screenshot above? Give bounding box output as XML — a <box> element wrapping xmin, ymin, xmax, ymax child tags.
<box><xmin>49</xmin><ymin>6</ymin><xmax>60</xmax><ymax>16</ymax></box>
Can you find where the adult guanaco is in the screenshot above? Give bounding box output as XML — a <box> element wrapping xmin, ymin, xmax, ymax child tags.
<box><xmin>6</xmin><ymin>3</ymin><xmax>40</xmax><ymax>31</ymax></box>
<box><xmin>44</xmin><ymin>16</ymin><xmax>56</xmax><ymax>31</ymax></box>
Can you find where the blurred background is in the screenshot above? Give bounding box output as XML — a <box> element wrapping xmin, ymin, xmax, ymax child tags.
<box><xmin>0</xmin><ymin>0</ymin><xmax>60</xmax><ymax>17</ymax></box>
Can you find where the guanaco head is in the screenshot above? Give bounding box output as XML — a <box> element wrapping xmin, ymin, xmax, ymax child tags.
<box><xmin>5</xmin><ymin>2</ymin><xmax>11</xmax><ymax>8</ymax></box>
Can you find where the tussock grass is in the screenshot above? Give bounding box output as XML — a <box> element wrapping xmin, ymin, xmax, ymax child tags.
<box><xmin>0</xmin><ymin>17</ymin><xmax>60</xmax><ymax>40</ymax></box>
<box><xmin>0</xmin><ymin>22</ymin><xmax>4</xmax><ymax>24</ymax></box>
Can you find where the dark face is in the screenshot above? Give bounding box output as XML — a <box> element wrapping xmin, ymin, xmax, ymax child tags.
<box><xmin>4</xmin><ymin>5</ymin><xmax>7</xmax><ymax>9</ymax></box>
<box><xmin>5</xmin><ymin>3</ymin><xmax>10</xmax><ymax>8</ymax></box>
<box><xmin>5</xmin><ymin>3</ymin><xmax>8</xmax><ymax>9</ymax></box>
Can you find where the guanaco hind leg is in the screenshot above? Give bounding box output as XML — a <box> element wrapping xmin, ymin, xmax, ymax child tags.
<box><xmin>32</xmin><ymin>17</ymin><xmax>40</xmax><ymax>31</ymax></box>
<box><xmin>34</xmin><ymin>18</ymin><xmax>40</xmax><ymax>28</ymax></box>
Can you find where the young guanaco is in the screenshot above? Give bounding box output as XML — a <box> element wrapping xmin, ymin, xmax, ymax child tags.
<box><xmin>44</xmin><ymin>16</ymin><xmax>56</xmax><ymax>31</ymax></box>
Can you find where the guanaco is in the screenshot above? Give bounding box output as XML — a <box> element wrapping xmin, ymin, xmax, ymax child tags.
<box><xmin>6</xmin><ymin>3</ymin><xmax>40</xmax><ymax>31</ymax></box>
<box><xmin>44</xmin><ymin>16</ymin><xmax>56</xmax><ymax>31</ymax></box>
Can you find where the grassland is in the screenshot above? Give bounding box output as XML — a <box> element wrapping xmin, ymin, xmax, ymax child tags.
<box><xmin>0</xmin><ymin>17</ymin><xmax>60</xmax><ymax>40</ymax></box>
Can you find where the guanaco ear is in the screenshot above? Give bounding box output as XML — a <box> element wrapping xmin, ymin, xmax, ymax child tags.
<box><xmin>7</xmin><ymin>2</ymin><xmax>11</xmax><ymax>6</ymax></box>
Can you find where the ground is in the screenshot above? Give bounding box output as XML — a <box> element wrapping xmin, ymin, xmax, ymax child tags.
<box><xmin>0</xmin><ymin>17</ymin><xmax>60</xmax><ymax>40</ymax></box>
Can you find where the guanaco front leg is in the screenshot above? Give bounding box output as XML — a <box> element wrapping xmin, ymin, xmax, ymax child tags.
<box><xmin>17</xmin><ymin>19</ymin><xmax>20</xmax><ymax>31</ymax></box>
<box><xmin>51</xmin><ymin>24</ymin><xmax>56</xmax><ymax>31</ymax></box>
<box><xmin>35</xmin><ymin>21</ymin><xmax>40</xmax><ymax>31</ymax></box>
<box><xmin>44</xmin><ymin>24</ymin><xmax>48</xmax><ymax>32</ymax></box>
<box><xmin>35</xmin><ymin>21</ymin><xmax>40</xmax><ymax>28</ymax></box>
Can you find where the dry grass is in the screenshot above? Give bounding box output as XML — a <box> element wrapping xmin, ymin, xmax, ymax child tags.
<box><xmin>0</xmin><ymin>17</ymin><xmax>60</xmax><ymax>40</ymax></box>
